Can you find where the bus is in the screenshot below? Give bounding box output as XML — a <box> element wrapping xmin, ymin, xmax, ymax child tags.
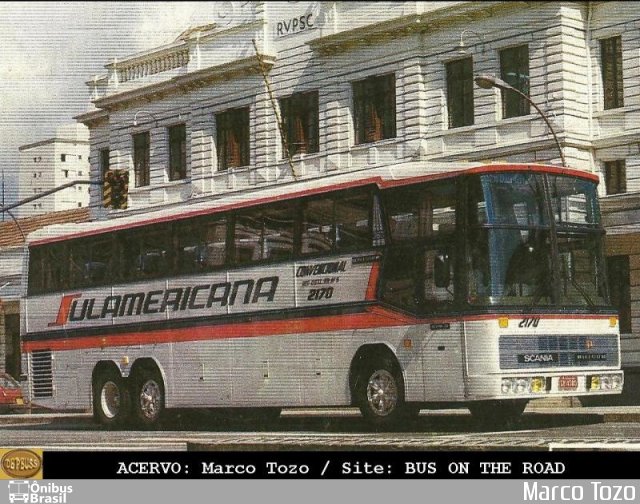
<box><xmin>21</xmin><ymin>162</ymin><xmax>623</xmax><ymax>428</ymax></box>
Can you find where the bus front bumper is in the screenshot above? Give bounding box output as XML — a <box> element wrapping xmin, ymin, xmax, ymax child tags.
<box><xmin>465</xmin><ymin>371</ymin><xmax>624</xmax><ymax>401</ymax></box>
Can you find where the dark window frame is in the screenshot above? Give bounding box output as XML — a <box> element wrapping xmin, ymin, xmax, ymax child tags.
<box><xmin>352</xmin><ymin>73</ymin><xmax>396</xmax><ymax>145</ymax></box>
<box><xmin>604</xmin><ymin>159</ymin><xmax>626</xmax><ymax>195</ymax></box>
<box><xmin>280</xmin><ymin>91</ymin><xmax>319</xmax><ymax>156</ymax></box>
<box><xmin>99</xmin><ymin>148</ymin><xmax>110</xmax><ymax>184</ymax></box>
<box><xmin>601</xmin><ymin>36</ymin><xmax>624</xmax><ymax>110</ymax></box>
<box><xmin>133</xmin><ymin>131</ymin><xmax>151</xmax><ymax>187</ymax></box>
<box><xmin>168</xmin><ymin>123</ymin><xmax>187</xmax><ymax>181</ymax></box>
<box><xmin>216</xmin><ymin>107</ymin><xmax>250</xmax><ymax>170</ymax></box>
<box><xmin>446</xmin><ymin>57</ymin><xmax>474</xmax><ymax>128</ymax></box>
<box><xmin>607</xmin><ymin>255</ymin><xmax>631</xmax><ymax>333</ymax></box>
<box><xmin>499</xmin><ymin>45</ymin><xmax>530</xmax><ymax>119</ymax></box>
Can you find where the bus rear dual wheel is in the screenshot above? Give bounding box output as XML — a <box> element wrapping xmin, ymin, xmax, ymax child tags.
<box><xmin>93</xmin><ymin>367</ymin><xmax>164</xmax><ymax>428</ymax></box>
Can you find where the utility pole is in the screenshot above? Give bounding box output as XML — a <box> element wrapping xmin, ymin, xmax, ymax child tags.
<box><xmin>0</xmin><ymin>180</ymin><xmax>102</xmax><ymax>214</ymax></box>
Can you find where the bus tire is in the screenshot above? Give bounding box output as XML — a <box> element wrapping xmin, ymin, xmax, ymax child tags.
<box><xmin>93</xmin><ymin>367</ymin><xmax>130</xmax><ymax>428</ymax></box>
<box><xmin>468</xmin><ymin>399</ymin><xmax>527</xmax><ymax>429</ymax></box>
<box><xmin>356</xmin><ymin>358</ymin><xmax>407</xmax><ymax>427</ymax></box>
<box><xmin>130</xmin><ymin>368</ymin><xmax>164</xmax><ymax>428</ymax></box>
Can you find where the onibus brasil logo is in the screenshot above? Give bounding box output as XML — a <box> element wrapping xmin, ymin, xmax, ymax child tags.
<box><xmin>8</xmin><ymin>481</ymin><xmax>72</xmax><ymax>504</ymax></box>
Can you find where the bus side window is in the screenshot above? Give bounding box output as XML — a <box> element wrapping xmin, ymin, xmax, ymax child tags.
<box><xmin>301</xmin><ymin>197</ymin><xmax>334</xmax><ymax>255</ymax></box>
<box><xmin>28</xmin><ymin>247</ymin><xmax>44</xmax><ymax>295</ymax></box>
<box><xmin>121</xmin><ymin>227</ymin><xmax>170</xmax><ymax>280</ymax></box>
<box><xmin>68</xmin><ymin>242</ymin><xmax>88</xmax><ymax>288</ymax></box>
<box><xmin>74</xmin><ymin>237</ymin><xmax>113</xmax><ymax>287</ymax></box>
<box><xmin>44</xmin><ymin>243</ymin><xmax>66</xmax><ymax>292</ymax></box>
<box><xmin>335</xmin><ymin>191</ymin><xmax>371</xmax><ymax>252</ymax></box>
<box><xmin>234</xmin><ymin>211</ymin><xmax>262</xmax><ymax>264</ymax></box>
<box><xmin>201</xmin><ymin>218</ymin><xmax>227</xmax><ymax>268</ymax></box>
<box><xmin>262</xmin><ymin>205</ymin><xmax>294</xmax><ymax>262</ymax></box>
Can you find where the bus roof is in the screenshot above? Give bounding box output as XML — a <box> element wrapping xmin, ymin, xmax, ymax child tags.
<box><xmin>28</xmin><ymin>162</ymin><xmax>598</xmax><ymax>246</ymax></box>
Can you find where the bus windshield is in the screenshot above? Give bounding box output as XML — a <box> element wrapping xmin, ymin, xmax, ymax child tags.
<box><xmin>468</xmin><ymin>172</ymin><xmax>606</xmax><ymax>307</ymax></box>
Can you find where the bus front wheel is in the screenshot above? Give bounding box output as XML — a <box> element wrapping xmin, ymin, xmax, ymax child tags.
<box><xmin>93</xmin><ymin>368</ymin><xmax>130</xmax><ymax>428</ymax></box>
<box><xmin>130</xmin><ymin>368</ymin><xmax>165</xmax><ymax>428</ymax></box>
<box><xmin>356</xmin><ymin>358</ymin><xmax>408</xmax><ymax>427</ymax></box>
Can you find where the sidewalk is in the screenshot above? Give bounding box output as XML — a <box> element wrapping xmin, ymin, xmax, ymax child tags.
<box><xmin>2</xmin><ymin>402</ymin><xmax>640</xmax><ymax>425</ymax></box>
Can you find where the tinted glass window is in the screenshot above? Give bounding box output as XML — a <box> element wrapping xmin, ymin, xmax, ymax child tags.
<box><xmin>121</xmin><ymin>227</ymin><xmax>170</xmax><ymax>280</ymax></box>
<box><xmin>301</xmin><ymin>197</ymin><xmax>334</xmax><ymax>255</ymax></box>
<box><xmin>335</xmin><ymin>192</ymin><xmax>371</xmax><ymax>251</ymax></box>
<box><xmin>233</xmin><ymin>204</ymin><xmax>295</xmax><ymax>264</ymax></box>
<box><xmin>176</xmin><ymin>217</ymin><xmax>227</xmax><ymax>274</ymax></box>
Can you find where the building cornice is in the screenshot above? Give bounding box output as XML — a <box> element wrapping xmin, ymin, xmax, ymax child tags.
<box><xmin>308</xmin><ymin>1</ymin><xmax>527</xmax><ymax>54</ymax></box>
<box><xmin>92</xmin><ymin>53</ymin><xmax>276</xmax><ymax>112</ymax></box>
<box><xmin>592</xmin><ymin>130</ymin><xmax>640</xmax><ymax>150</ymax></box>
<box><xmin>74</xmin><ymin>108</ymin><xmax>110</xmax><ymax>128</ymax></box>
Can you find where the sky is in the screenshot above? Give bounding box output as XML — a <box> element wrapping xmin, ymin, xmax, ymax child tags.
<box><xmin>0</xmin><ymin>1</ymin><xmax>214</xmax><ymax>205</ymax></box>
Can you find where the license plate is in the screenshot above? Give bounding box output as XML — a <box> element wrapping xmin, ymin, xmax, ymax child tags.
<box><xmin>559</xmin><ymin>376</ymin><xmax>578</xmax><ymax>390</ymax></box>
<box><xmin>15</xmin><ymin>398</ymin><xmax>24</xmax><ymax>405</ymax></box>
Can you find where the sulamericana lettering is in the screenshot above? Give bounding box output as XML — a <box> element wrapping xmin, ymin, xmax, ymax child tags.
<box><xmin>54</xmin><ymin>275</ymin><xmax>281</xmax><ymax>324</ymax></box>
<box><xmin>180</xmin><ymin>287</ymin><xmax>192</xmax><ymax>311</ymax></box>
<box><xmin>253</xmin><ymin>276</ymin><xmax>278</xmax><ymax>303</ymax></box>
<box><xmin>189</xmin><ymin>285</ymin><xmax>209</xmax><ymax>310</ymax></box>
<box><xmin>69</xmin><ymin>299</ymin><xmax>87</xmax><ymax>322</ymax></box>
<box><xmin>101</xmin><ymin>296</ymin><xmax>121</xmax><ymax>318</ymax></box>
<box><xmin>160</xmin><ymin>288</ymin><xmax>183</xmax><ymax>312</ymax></box>
<box><xmin>229</xmin><ymin>279</ymin><xmax>254</xmax><ymax>305</ymax></box>
<box><xmin>86</xmin><ymin>298</ymin><xmax>101</xmax><ymax>320</ymax></box>
<box><xmin>119</xmin><ymin>293</ymin><xmax>145</xmax><ymax>316</ymax></box>
<box><xmin>207</xmin><ymin>282</ymin><xmax>231</xmax><ymax>308</ymax></box>
<box><xmin>142</xmin><ymin>290</ymin><xmax>163</xmax><ymax>314</ymax></box>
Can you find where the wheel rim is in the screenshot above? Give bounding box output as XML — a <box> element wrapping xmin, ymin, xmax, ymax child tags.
<box><xmin>100</xmin><ymin>380</ymin><xmax>121</xmax><ymax>419</ymax></box>
<box><xmin>366</xmin><ymin>369</ymin><xmax>398</xmax><ymax>417</ymax></box>
<box><xmin>138</xmin><ymin>379</ymin><xmax>162</xmax><ymax>420</ymax></box>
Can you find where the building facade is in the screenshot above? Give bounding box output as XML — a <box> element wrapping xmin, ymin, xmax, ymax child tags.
<box><xmin>17</xmin><ymin>124</ymin><xmax>90</xmax><ymax>219</ymax></box>
<box><xmin>0</xmin><ymin>208</ymin><xmax>90</xmax><ymax>377</ymax></box>
<box><xmin>75</xmin><ymin>2</ymin><xmax>640</xmax><ymax>367</ymax></box>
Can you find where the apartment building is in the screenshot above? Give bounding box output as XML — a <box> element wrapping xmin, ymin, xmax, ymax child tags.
<box><xmin>17</xmin><ymin>124</ymin><xmax>90</xmax><ymax>218</ymax></box>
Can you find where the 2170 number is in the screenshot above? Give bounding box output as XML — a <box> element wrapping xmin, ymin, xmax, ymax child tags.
<box><xmin>307</xmin><ymin>287</ymin><xmax>334</xmax><ymax>301</ymax></box>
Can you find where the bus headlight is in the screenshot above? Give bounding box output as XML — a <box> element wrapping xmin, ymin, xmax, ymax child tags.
<box><xmin>500</xmin><ymin>377</ymin><xmax>546</xmax><ymax>395</ymax></box>
<box><xmin>514</xmin><ymin>379</ymin><xmax>528</xmax><ymax>393</ymax></box>
<box><xmin>588</xmin><ymin>373</ymin><xmax>624</xmax><ymax>391</ymax></box>
<box><xmin>530</xmin><ymin>377</ymin><xmax>545</xmax><ymax>393</ymax></box>
<box><xmin>613</xmin><ymin>375</ymin><xmax>623</xmax><ymax>389</ymax></box>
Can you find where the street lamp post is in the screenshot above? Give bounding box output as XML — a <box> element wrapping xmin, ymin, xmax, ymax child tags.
<box><xmin>474</xmin><ymin>74</ymin><xmax>566</xmax><ymax>167</ymax></box>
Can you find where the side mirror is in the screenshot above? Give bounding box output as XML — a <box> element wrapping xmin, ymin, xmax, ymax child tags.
<box><xmin>434</xmin><ymin>252</ymin><xmax>451</xmax><ymax>288</ymax></box>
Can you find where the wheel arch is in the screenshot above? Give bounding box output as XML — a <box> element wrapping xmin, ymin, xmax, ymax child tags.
<box><xmin>348</xmin><ymin>343</ymin><xmax>403</xmax><ymax>405</ymax></box>
<box><xmin>91</xmin><ymin>360</ymin><xmax>126</xmax><ymax>400</ymax></box>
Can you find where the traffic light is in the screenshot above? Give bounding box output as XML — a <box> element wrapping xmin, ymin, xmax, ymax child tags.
<box><xmin>103</xmin><ymin>170</ymin><xmax>129</xmax><ymax>209</ymax></box>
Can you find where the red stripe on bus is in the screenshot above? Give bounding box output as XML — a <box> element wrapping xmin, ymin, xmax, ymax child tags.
<box><xmin>365</xmin><ymin>262</ymin><xmax>380</xmax><ymax>301</ymax></box>
<box><xmin>22</xmin><ymin>307</ymin><xmax>615</xmax><ymax>353</ymax></box>
<box><xmin>22</xmin><ymin>310</ymin><xmax>403</xmax><ymax>352</ymax></box>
